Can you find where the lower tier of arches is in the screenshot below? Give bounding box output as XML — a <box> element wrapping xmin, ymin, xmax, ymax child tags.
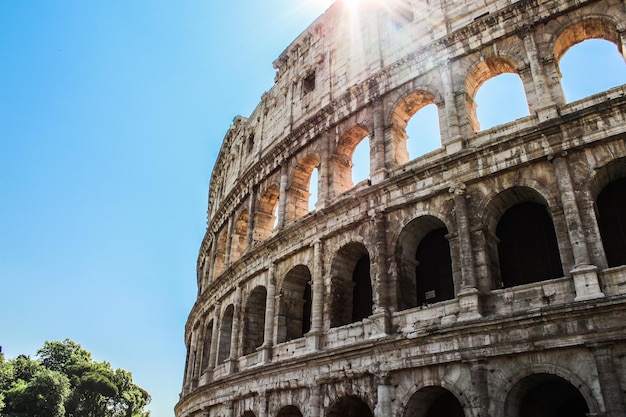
<box><xmin>176</xmin><ymin>302</ymin><xmax>626</xmax><ymax>417</ymax></box>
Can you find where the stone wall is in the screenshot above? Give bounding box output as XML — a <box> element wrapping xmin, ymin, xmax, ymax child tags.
<box><xmin>178</xmin><ymin>0</ymin><xmax>626</xmax><ymax>416</ymax></box>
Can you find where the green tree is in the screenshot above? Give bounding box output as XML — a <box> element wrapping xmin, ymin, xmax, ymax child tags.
<box><xmin>0</xmin><ymin>340</ymin><xmax>150</xmax><ymax>417</ymax></box>
<box><xmin>1</xmin><ymin>356</ymin><xmax>70</xmax><ymax>417</ymax></box>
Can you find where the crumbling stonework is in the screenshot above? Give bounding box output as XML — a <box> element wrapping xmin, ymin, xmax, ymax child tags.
<box><xmin>176</xmin><ymin>0</ymin><xmax>626</xmax><ymax>416</ymax></box>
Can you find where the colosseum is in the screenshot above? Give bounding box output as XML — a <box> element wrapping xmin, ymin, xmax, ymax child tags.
<box><xmin>176</xmin><ymin>0</ymin><xmax>626</xmax><ymax>416</ymax></box>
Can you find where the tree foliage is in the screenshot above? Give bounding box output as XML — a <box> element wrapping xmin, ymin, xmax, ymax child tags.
<box><xmin>0</xmin><ymin>340</ymin><xmax>150</xmax><ymax>417</ymax></box>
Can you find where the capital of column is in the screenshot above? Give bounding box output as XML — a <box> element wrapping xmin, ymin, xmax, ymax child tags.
<box><xmin>449</xmin><ymin>181</ymin><xmax>467</xmax><ymax>196</ymax></box>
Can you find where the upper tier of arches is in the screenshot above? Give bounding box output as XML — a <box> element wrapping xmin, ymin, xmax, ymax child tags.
<box><xmin>202</xmin><ymin>6</ymin><xmax>626</xmax><ymax>288</ymax></box>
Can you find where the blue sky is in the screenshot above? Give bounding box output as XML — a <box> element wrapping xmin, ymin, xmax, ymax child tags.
<box><xmin>1</xmin><ymin>1</ymin><xmax>624</xmax><ymax>417</ymax></box>
<box><xmin>0</xmin><ymin>1</ymin><xmax>333</xmax><ymax>416</ymax></box>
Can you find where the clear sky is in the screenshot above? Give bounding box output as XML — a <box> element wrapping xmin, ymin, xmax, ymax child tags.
<box><xmin>1</xmin><ymin>1</ymin><xmax>624</xmax><ymax>417</ymax></box>
<box><xmin>0</xmin><ymin>1</ymin><xmax>333</xmax><ymax>416</ymax></box>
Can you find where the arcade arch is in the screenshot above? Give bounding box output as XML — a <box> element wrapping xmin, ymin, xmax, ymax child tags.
<box><xmin>330</xmin><ymin>242</ymin><xmax>373</xmax><ymax>328</ymax></box>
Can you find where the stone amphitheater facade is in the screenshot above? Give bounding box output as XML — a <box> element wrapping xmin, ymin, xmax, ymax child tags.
<box><xmin>176</xmin><ymin>0</ymin><xmax>626</xmax><ymax>416</ymax></box>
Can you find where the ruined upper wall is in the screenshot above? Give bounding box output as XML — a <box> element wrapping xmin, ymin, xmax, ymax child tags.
<box><xmin>207</xmin><ymin>0</ymin><xmax>498</xmax><ymax>218</ymax></box>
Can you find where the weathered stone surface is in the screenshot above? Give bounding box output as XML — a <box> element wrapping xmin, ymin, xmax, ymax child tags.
<box><xmin>177</xmin><ymin>0</ymin><xmax>626</xmax><ymax>416</ymax></box>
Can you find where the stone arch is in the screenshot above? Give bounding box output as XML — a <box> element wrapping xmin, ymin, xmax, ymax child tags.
<box><xmin>333</xmin><ymin>125</ymin><xmax>371</xmax><ymax>196</ymax></box>
<box><xmin>255</xmin><ymin>184</ymin><xmax>280</xmax><ymax>243</ymax></box>
<box><xmin>329</xmin><ymin>242</ymin><xmax>373</xmax><ymax>328</ymax></box>
<box><xmin>390</xmin><ymin>90</ymin><xmax>441</xmax><ymax>165</ymax></box>
<box><xmin>217</xmin><ymin>304</ymin><xmax>234</xmax><ymax>365</ymax></box>
<box><xmin>276</xmin><ymin>405</ymin><xmax>303</xmax><ymax>417</ymax></box>
<box><xmin>231</xmin><ymin>210</ymin><xmax>249</xmax><ymax>262</ymax></box>
<box><xmin>402</xmin><ymin>386</ymin><xmax>466</xmax><ymax>417</ymax></box>
<box><xmin>503</xmin><ymin>373</ymin><xmax>595</xmax><ymax>417</ymax></box>
<box><xmin>200</xmin><ymin>318</ymin><xmax>213</xmax><ymax>373</ymax></box>
<box><xmin>287</xmin><ymin>154</ymin><xmax>320</xmax><ymax>222</ymax></box>
<box><xmin>553</xmin><ymin>17</ymin><xmax>623</xmax><ymax>67</ymax></box>
<box><xmin>464</xmin><ymin>55</ymin><xmax>529</xmax><ymax>132</ymax></box>
<box><xmin>591</xmin><ymin>158</ymin><xmax>626</xmax><ymax>268</ymax></box>
<box><xmin>214</xmin><ymin>227</ymin><xmax>228</xmax><ymax>277</ymax></box>
<box><xmin>277</xmin><ymin>265</ymin><xmax>313</xmax><ymax>343</ymax></box>
<box><xmin>553</xmin><ymin>17</ymin><xmax>626</xmax><ymax>102</ymax></box>
<box><xmin>483</xmin><ymin>186</ymin><xmax>563</xmax><ymax>289</ymax></box>
<box><xmin>326</xmin><ymin>395</ymin><xmax>374</xmax><ymax>417</ymax></box>
<box><xmin>242</xmin><ymin>286</ymin><xmax>267</xmax><ymax>356</ymax></box>
<box><xmin>395</xmin><ymin>215</ymin><xmax>454</xmax><ymax>310</ymax></box>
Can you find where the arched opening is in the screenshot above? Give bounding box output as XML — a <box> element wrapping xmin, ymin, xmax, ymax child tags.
<box><xmin>395</xmin><ymin>216</ymin><xmax>454</xmax><ymax>310</ymax></box>
<box><xmin>497</xmin><ymin>202</ymin><xmax>563</xmax><ymax>288</ymax></box>
<box><xmin>416</xmin><ymin>228</ymin><xmax>454</xmax><ymax>305</ymax></box>
<box><xmin>277</xmin><ymin>265</ymin><xmax>313</xmax><ymax>343</ymax></box>
<box><xmin>334</xmin><ymin>125</ymin><xmax>370</xmax><ymax>195</ymax></box>
<box><xmin>504</xmin><ymin>373</ymin><xmax>590</xmax><ymax>417</ymax></box>
<box><xmin>242</xmin><ymin>286</ymin><xmax>267</xmax><ymax>356</ymax></box>
<box><xmin>330</xmin><ymin>242</ymin><xmax>373</xmax><ymax>328</ymax></box>
<box><xmin>404</xmin><ymin>386</ymin><xmax>465</xmax><ymax>417</ymax></box>
<box><xmin>231</xmin><ymin>210</ymin><xmax>249</xmax><ymax>262</ymax></box>
<box><xmin>392</xmin><ymin>91</ymin><xmax>441</xmax><ymax>165</ymax></box>
<box><xmin>474</xmin><ymin>73</ymin><xmax>530</xmax><ymax>130</ymax></box>
<box><xmin>554</xmin><ymin>19</ymin><xmax>626</xmax><ymax>103</ymax></box>
<box><xmin>217</xmin><ymin>304</ymin><xmax>234</xmax><ymax>364</ymax></box>
<box><xmin>241</xmin><ymin>411</ymin><xmax>256</xmax><ymax>417</ymax></box>
<box><xmin>214</xmin><ymin>228</ymin><xmax>228</xmax><ymax>277</ymax></box>
<box><xmin>276</xmin><ymin>405</ymin><xmax>303</xmax><ymax>417</ymax></box>
<box><xmin>326</xmin><ymin>395</ymin><xmax>374</xmax><ymax>417</ymax></box>
<box><xmin>406</xmin><ymin>104</ymin><xmax>441</xmax><ymax>159</ymax></box>
<box><xmin>200</xmin><ymin>319</ymin><xmax>213</xmax><ymax>372</ymax></box>
<box><xmin>597</xmin><ymin>176</ymin><xmax>626</xmax><ymax>267</ymax></box>
<box><xmin>352</xmin><ymin>136</ymin><xmax>370</xmax><ymax>185</ymax></box>
<box><xmin>559</xmin><ymin>39</ymin><xmax>626</xmax><ymax>102</ymax></box>
<box><xmin>254</xmin><ymin>184</ymin><xmax>280</xmax><ymax>242</ymax></box>
<box><xmin>289</xmin><ymin>154</ymin><xmax>320</xmax><ymax>222</ymax></box>
<box><xmin>465</xmin><ymin>56</ymin><xmax>529</xmax><ymax>132</ymax></box>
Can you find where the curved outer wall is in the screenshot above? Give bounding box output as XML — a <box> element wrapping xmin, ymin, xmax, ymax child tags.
<box><xmin>178</xmin><ymin>0</ymin><xmax>626</xmax><ymax>416</ymax></box>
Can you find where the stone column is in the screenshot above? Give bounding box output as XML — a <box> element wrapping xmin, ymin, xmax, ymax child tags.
<box><xmin>307</xmin><ymin>239</ymin><xmax>324</xmax><ymax>350</ymax></box>
<box><xmin>450</xmin><ymin>182</ymin><xmax>482</xmax><ymax>321</ymax></box>
<box><xmin>592</xmin><ymin>345</ymin><xmax>626</xmax><ymax>417</ymax></box>
<box><xmin>550</xmin><ymin>153</ymin><xmax>604</xmax><ymax>301</ymax></box>
<box><xmin>226</xmin><ymin>286</ymin><xmax>242</xmax><ymax>373</ymax></box>
<box><xmin>182</xmin><ymin>346</ymin><xmax>191</xmax><ymax>394</ymax></box>
<box><xmin>375</xmin><ymin>373</ymin><xmax>393</xmax><ymax>417</ymax></box>
<box><xmin>371</xmin><ymin>97</ymin><xmax>387</xmax><ymax>184</ymax></box>
<box><xmin>440</xmin><ymin>60</ymin><xmax>463</xmax><ymax>153</ymax></box>
<box><xmin>260</xmin><ymin>263</ymin><xmax>276</xmax><ymax>362</ymax></box>
<box><xmin>521</xmin><ymin>28</ymin><xmax>558</xmax><ymax>120</ymax></box>
<box><xmin>258</xmin><ymin>392</ymin><xmax>269</xmax><ymax>417</ymax></box>
<box><xmin>317</xmin><ymin>131</ymin><xmax>331</xmax><ymax>209</ymax></box>
<box><xmin>207</xmin><ymin>308</ymin><xmax>220</xmax><ymax>380</ymax></box>
<box><xmin>225</xmin><ymin>216</ymin><xmax>234</xmax><ymax>267</ymax></box>
<box><xmin>246</xmin><ymin>186</ymin><xmax>257</xmax><ymax>247</ymax></box>
<box><xmin>470</xmin><ymin>360</ymin><xmax>490</xmax><ymax>417</ymax></box>
<box><xmin>278</xmin><ymin>163</ymin><xmax>289</xmax><ymax>229</ymax></box>
<box><xmin>207</xmin><ymin>238</ymin><xmax>218</xmax><ymax>283</ymax></box>
<box><xmin>309</xmin><ymin>384</ymin><xmax>322</xmax><ymax>417</ymax></box>
<box><xmin>373</xmin><ymin>211</ymin><xmax>392</xmax><ymax>334</ymax></box>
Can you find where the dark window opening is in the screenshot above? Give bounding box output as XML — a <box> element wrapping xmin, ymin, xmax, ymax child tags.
<box><xmin>247</xmin><ymin>134</ymin><xmax>254</xmax><ymax>153</ymax></box>
<box><xmin>508</xmin><ymin>374</ymin><xmax>590</xmax><ymax>417</ymax></box>
<box><xmin>303</xmin><ymin>72</ymin><xmax>316</xmax><ymax>95</ymax></box>
<box><xmin>415</xmin><ymin>227</ymin><xmax>454</xmax><ymax>305</ymax></box>
<box><xmin>426</xmin><ymin>391</ymin><xmax>465</xmax><ymax>417</ymax></box>
<box><xmin>496</xmin><ymin>202</ymin><xmax>563</xmax><ymax>287</ymax></box>
<box><xmin>597</xmin><ymin>176</ymin><xmax>626</xmax><ymax>267</ymax></box>
<box><xmin>326</xmin><ymin>395</ymin><xmax>374</xmax><ymax>417</ymax></box>
<box><xmin>404</xmin><ymin>387</ymin><xmax>465</xmax><ymax>417</ymax></box>
<box><xmin>352</xmin><ymin>254</ymin><xmax>373</xmax><ymax>322</ymax></box>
